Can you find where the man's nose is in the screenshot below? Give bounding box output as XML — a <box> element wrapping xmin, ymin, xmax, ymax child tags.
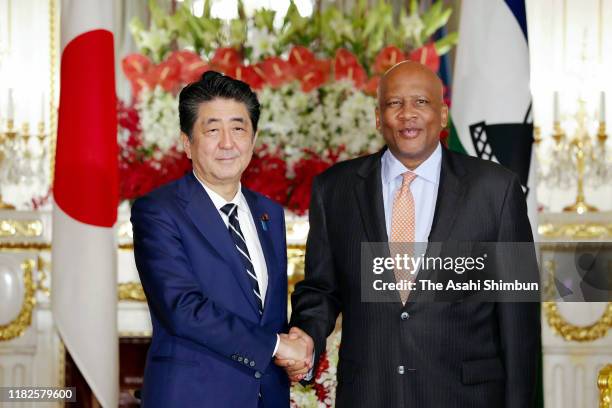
<box><xmin>219</xmin><ymin>129</ymin><xmax>233</xmax><ymax>148</ymax></box>
<box><xmin>398</xmin><ymin>104</ymin><xmax>417</xmax><ymax>121</ymax></box>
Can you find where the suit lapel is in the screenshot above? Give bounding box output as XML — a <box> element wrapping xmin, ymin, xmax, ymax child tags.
<box><xmin>428</xmin><ymin>148</ymin><xmax>467</xmax><ymax>243</ymax></box>
<box><xmin>354</xmin><ymin>151</ymin><xmax>388</xmax><ymax>244</ymax></box>
<box><xmin>180</xmin><ymin>173</ymin><xmax>260</xmax><ymax>316</ymax></box>
<box><xmin>242</xmin><ymin>187</ymin><xmax>280</xmax><ymax>320</ymax></box>
<box><xmin>354</xmin><ymin>152</ymin><xmax>403</xmax><ymax>305</ymax></box>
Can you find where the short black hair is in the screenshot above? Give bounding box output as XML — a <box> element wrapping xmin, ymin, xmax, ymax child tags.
<box><xmin>179</xmin><ymin>70</ymin><xmax>260</xmax><ymax>141</ymax></box>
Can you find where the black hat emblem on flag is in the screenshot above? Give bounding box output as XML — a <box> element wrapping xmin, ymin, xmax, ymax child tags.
<box><xmin>469</xmin><ymin>103</ymin><xmax>534</xmax><ymax>196</ymax></box>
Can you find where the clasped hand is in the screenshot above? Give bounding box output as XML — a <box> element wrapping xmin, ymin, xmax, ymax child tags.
<box><xmin>274</xmin><ymin>327</ymin><xmax>314</xmax><ymax>382</ymax></box>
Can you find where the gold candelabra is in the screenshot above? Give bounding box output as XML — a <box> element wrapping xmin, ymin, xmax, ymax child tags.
<box><xmin>0</xmin><ymin>117</ymin><xmax>49</xmax><ymax>209</ymax></box>
<box><xmin>550</xmin><ymin>98</ymin><xmax>607</xmax><ymax>214</ymax></box>
<box><xmin>0</xmin><ymin>119</ymin><xmax>17</xmax><ymax>209</ymax></box>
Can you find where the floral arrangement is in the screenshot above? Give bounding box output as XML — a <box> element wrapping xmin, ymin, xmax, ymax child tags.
<box><xmin>119</xmin><ymin>0</ymin><xmax>456</xmax><ymax>214</ymax></box>
<box><xmin>118</xmin><ymin>2</ymin><xmax>456</xmax><ymax>404</ymax></box>
<box><xmin>290</xmin><ymin>328</ymin><xmax>341</xmax><ymax>407</ymax></box>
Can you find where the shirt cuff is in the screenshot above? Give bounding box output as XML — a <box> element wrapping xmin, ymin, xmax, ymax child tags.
<box><xmin>303</xmin><ymin>353</ymin><xmax>316</xmax><ymax>380</ymax></box>
<box><xmin>272</xmin><ymin>334</ymin><xmax>280</xmax><ymax>357</ymax></box>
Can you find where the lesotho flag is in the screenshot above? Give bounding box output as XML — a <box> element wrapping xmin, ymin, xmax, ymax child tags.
<box><xmin>448</xmin><ymin>2</ymin><xmax>542</xmax><ymax>406</ymax></box>
<box><xmin>448</xmin><ymin>0</ymin><xmax>538</xmax><ymax>234</ymax></box>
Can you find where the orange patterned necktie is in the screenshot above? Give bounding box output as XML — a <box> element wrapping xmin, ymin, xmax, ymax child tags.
<box><xmin>390</xmin><ymin>172</ymin><xmax>417</xmax><ymax>303</ymax></box>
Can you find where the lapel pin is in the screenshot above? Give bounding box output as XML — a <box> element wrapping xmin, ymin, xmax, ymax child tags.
<box><xmin>260</xmin><ymin>213</ymin><xmax>270</xmax><ymax>231</ymax></box>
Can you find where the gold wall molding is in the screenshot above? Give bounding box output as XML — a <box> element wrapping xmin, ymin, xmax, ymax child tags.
<box><xmin>36</xmin><ymin>255</ymin><xmax>50</xmax><ymax>296</ymax></box>
<box><xmin>542</xmin><ymin>259</ymin><xmax>612</xmax><ymax>342</ymax></box>
<box><xmin>118</xmin><ymin>282</ymin><xmax>146</xmax><ymax>302</ymax></box>
<box><xmin>544</xmin><ymin>301</ymin><xmax>612</xmax><ymax>342</ymax></box>
<box><xmin>539</xmin><ymin>222</ymin><xmax>612</xmax><ymax>239</ymax></box>
<box><xmin>287</xmin><ymin>245</ymin><xmax>305</xmax><ymax>293</ymax></box>
<box><xmin>119</xmin><ymin>331</ymin><xmax>152</xmax><ymax>338</ymax></box>
<box><xmin>600</xmin><ymin>365</ymin><xmax>612</xmax><ymax>408</ymax></box>
<box><xmin>0</xmin><ymin>259</ymin><xmax>36</xmax><ymax>341</ymax></box>
<box><xmin>0</xmin><ymin>219</ymin><xmax>44</xmax><ymax>238</ymax></box>
<box><xmin>0</xmin><ymin>242</ymin><xmax>50</xmax><ymax>250</ymax></box>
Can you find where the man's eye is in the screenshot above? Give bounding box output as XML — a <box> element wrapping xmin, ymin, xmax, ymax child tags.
<box><xmin>206</xmin><ymin>129</ymin><xmax>219</xmax><ymax>134</ymax></box>
<box><xmin>387</xmin><ymin>100</ymin><xmax>401</xmax><ymax>106</ymax></box>
<box><xmin>233</xmin><ymin>127</ymin><xmax>245</xmax><ymax>132</ymax></box>
<box><xmin>416</xmin><ymin>98</ymin><xmax>429</xmax><ymax>105</ymax></box>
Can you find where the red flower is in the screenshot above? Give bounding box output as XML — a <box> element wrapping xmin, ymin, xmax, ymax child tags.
<box><xmin>149</xmin><ymin>59</ymin><xmax>181</xmax><ymax>93</ymax></box>
<box><xmin>227</xmin><ymin>65</ymin><xmax>266</xmax><ymax>90</ymax></box>
<box><xmin>439</xmin><ymin>128</ymin><xmax>450</xmax><ymax>146</ymax></box>
<box><xmin>409</xmin><ymin>43</ymin><xmax>440</xmax><ymax>73</ymax></box>
<box><xmin>117</xmin><ymin>100</ymin><xmax>141</xmax><ymax>134</ymax></box>
<box><xmin>242</xmin><ymin>147</ymin><xmax>290</xmax><ymax>205</ymax></box>
<box><xmin>119</xmin><ymin>159</ymin><xmax>158</xmax><ymax>201</ymax></box>
<box><xmin>257</xmin><ymin>57</ymin><xmax>294</xmax><ymax>88</ymax></box>
<box><xmin>118</xmin><ymin>149</ymin><xmax>191</xmax><ymax>201</ymax></box>
<box><xmin>210</xmin><ymin>47</ymin><xmax>242</xmax><ymax>74</ymax></box>
<box><xmin>157</xmin><ymin>149</ymin><xmax>192</xmax><ymax>186</ymax></box>
<box><xmin>167</xmin><ymin>50</ymin><xmax>209</xmax><ymax>83</ymax></box>
<box><xmin>298</xmin><ymin>60</ymin><xmax>330</xmax><ymax>92</ymax></box>
<box><xmin>287</xmin><ymin>150</ymin><xmax>336</xmax><ymax>214</ymax></box>
<box><xmin>373</xmin><ymin>46</ymin><xmax>406</xmax><ymax>74</ymax></box>
<box><xmin>122</xmin><ymin>54</ymin><xmax>154</xmax><ymax>99</ymax></box>
<box><xmin>288</xmin><ymin>46</ymin><xmax>316</xmax><ymax>68</ymax></box>
<box><xmin>362</xmin><ymin>75</ymin><xmax>380</xmax><ymax>96</ymax></box>
<box><xmin>122</xmin><ymin>53</ymin><xmax>152</xmax><ymax>81</ymax></box>
<box><xmin>313</xmin><ymin>351</ymin><xmax>330</xmax><ymax>402</ymax></box>
<box><xmin>334</xmin><ymin>49</ymin><xmax>367</xmax><ymax>88</ymax></box>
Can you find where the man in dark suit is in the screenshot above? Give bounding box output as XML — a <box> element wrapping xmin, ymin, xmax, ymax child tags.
<box><xmin>280</xmin><ymin>61</ymin><xmax>540</xmax><ymax>407</ymax></box>
<box><xmin>131</xmin><ymin>71</ymin><xmax>308</xmax><ymax>407</ymax></box>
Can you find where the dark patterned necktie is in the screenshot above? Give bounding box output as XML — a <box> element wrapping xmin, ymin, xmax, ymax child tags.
<box><xmin>220</xmin><ymin>203</ymin><xmax>263</xmax><ymax>314</ymax></box>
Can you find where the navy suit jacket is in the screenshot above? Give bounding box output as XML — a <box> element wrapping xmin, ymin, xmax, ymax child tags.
<box><xmin>131</xmin><ymin>172</ymin><xmax>290</xmax><ymax>407</ymax></box>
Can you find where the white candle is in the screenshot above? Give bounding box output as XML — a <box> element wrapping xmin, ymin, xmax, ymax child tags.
<box><xmin>7</xmin><ymin>88</ymin><xmax>14</xmax><ymax>120</ymax></box>
<box><xmin>553</xmin><ymin>91</ymin><xmax>560</xmax><ymax>123</ymax></box>
<box><xmin>600</xmin><ymin>91</ymin><xmax>606</xmax><ymax>123</ymax></box>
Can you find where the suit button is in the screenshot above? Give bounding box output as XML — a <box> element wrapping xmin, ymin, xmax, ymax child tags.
<box><xmin>397</xmin><ymin>365</ymin><xmax>405</xmax><ymax>375</ymax></box>
<box><xmin>250</xmin><ymin>361</ymin><xmax>256</xmax><ymax>367</ymax></box>
<box><xmin>401</xmin><ymin>312</ymin><xmax>409</xmax><ymax>320</ymax></box>
<box><xmin>254</xmin><ymin>371</ymin><xmax>262</xmax><ymax>379</ymax></box>
<box><xmin>244</xmin><ymin>358</ymin><xmax>250</xmax><ymax>365</ymax></box>
<box><xmin>238</xmin><ymin>356</ymin><xmax>243</xmax><ymax>362</ymax></box>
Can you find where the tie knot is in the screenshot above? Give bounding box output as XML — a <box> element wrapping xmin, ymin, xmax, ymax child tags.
<box><xmin>221</xmin><ymin>203</ymin><xmax>237</xmax><ymax>216</ymax></box>
<box><xmin>401</xmin><ymin>172</ymin><xmax>417</xmax><ymax>188</ymax></box>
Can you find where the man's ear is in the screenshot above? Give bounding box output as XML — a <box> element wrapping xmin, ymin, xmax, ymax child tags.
<box><xmin>440</xmin><ymin>104</ymin><xmax>449</xmax><ymax>128</ymax></box>
<box><xmin>253</xmin><ymin>130</ymin><xmax>259</xmax><ymax>145</ymax></box>
<box><xmin>181</xmin><ymin>132</ymin><xmax>192</xmax><ymax>159</ymax></box>
<box><xmin>375</xmin><ymin>107</ymin><xmax>381</xmax><ymax>130</ymax></box>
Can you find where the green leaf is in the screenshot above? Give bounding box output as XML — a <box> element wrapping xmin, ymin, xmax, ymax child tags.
<box><xmin>203</xmin><ymin>0</ymin><xmax>212</xmax><ymax>18</ymax></box>
<box><xmin>434</xmin><ymin>32</ymin><xmax>458</xmax><ymax>55</ymax></box>
<box><xmin>423</xmin><ymin>8</ymin><xmax>452</xmax><ymax>39</ymax></box>
<box><xmin>230</xmin><ymin>19</ymin><xmax>247</xmax><ymax>46</ymax></box>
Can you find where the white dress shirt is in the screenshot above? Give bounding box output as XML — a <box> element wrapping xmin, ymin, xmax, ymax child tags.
<box><xmin>196</xmin><ymin>176</ymin><xmax>269</xmax><ymax>301</ymax></box>
<box><xmin>381</xmin><ymin>143</ymin><xmax>442</xmax><ymax>242</ymax></box>
<box><xmin>193</xmin><ymin>172</ymin><xmax>281</xmax><ymax>356</ymax></box>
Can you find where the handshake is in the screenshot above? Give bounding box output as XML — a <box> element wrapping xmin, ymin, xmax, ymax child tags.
<box><xmin>274</xmin><ymin>327</ymin><xmax>314</xmax><ymax>382</ymax></box>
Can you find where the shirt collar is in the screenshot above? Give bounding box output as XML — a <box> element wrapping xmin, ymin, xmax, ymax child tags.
<box><xmin>193</xmin><ymin>170</ymin><xmax>246</xmax><ymax>213</ymax></box>
<box><xmin>381</xmin><ymin>143</ymin><xmax>442</xmax><ymax>186</ymax></box>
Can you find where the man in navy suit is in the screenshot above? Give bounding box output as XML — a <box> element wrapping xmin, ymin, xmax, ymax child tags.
<box><xmin>131</xmin><ymin>71</ymin><xmax>309</xmax><ymax>407</ymax></box>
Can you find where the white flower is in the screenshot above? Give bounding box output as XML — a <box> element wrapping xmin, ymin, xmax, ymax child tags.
<box><xmin>135</xmin><ymin>24</ymin><xmax>173</xmax><ymax>62</ymax></box>
<box><xmin>248</xmin><ymin>26</ymin><xmax>276</xmax><ymax>60</ymax></box>
<box><xmin>402</xmin><ymin>13</ymin><xmax>425</xmax><ymax>45</ymax></box>
<box><xmin>136</xmin><ymin>87</ymin><xmax>181</xmax><ymax>154</ymax></box>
